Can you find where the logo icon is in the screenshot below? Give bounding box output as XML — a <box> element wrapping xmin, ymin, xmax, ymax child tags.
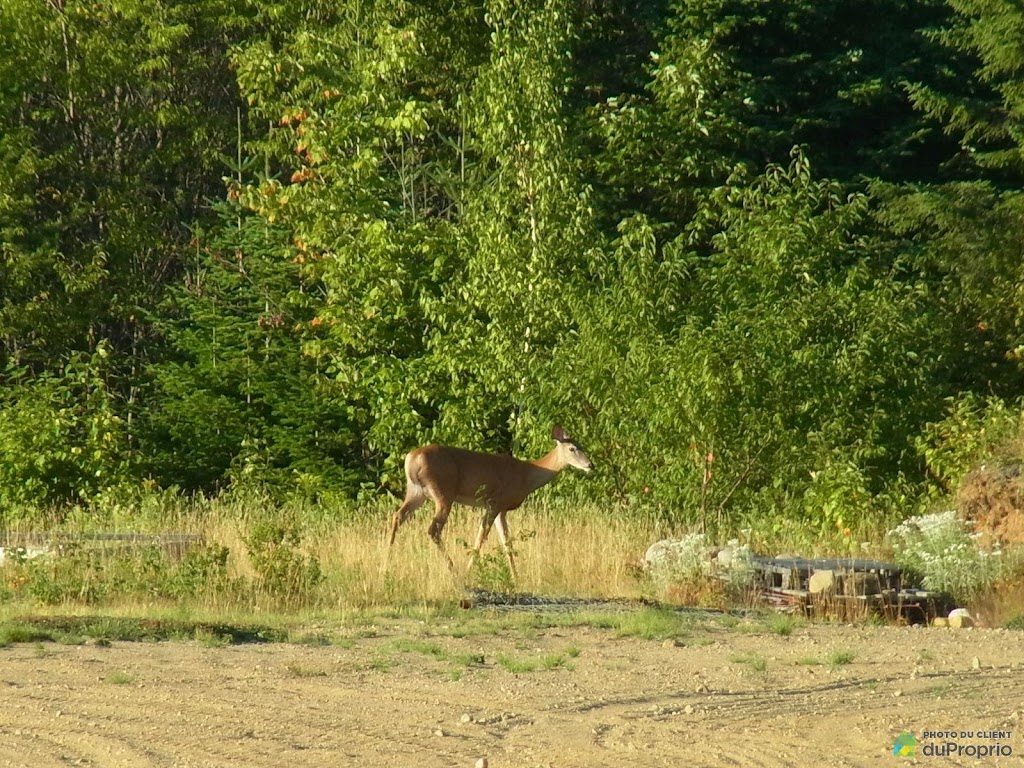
<box><xmin>893</xmin><ymin>732</ymin><xmax>918</xmax><ymax>756</ymax></box>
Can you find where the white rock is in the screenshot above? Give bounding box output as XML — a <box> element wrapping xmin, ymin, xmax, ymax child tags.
<box><xmin>644</xmin><ymin>535</ymin><xmax>712</xmax><ymax>582</ymax></box>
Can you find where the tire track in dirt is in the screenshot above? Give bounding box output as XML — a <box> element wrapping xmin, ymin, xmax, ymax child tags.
<box><xmin>1</xmin><ymin>624</ymin><xmax>1022</xmax><ymax>768</ymax></box>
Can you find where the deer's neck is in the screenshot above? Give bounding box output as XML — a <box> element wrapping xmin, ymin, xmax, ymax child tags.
<box><xmin>525</xmin><ymin>448</ymin><xmax>563</xmax><ymax>493</ymax></box>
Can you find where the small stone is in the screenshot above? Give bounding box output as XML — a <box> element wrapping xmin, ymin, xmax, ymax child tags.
<box><xmin>662</xmin><ymin>639</ymin><xmax>681</xmax><ymax>649</ymax></box>
<box><xmin>434</xmin><ymin>729</ymin><xmax>445</xmax><ymax>737</ymax></box>
<box><xmin>460</xmin><ymin>714</ymin><xmax>473</xmax><ymax>724</ymax></box>
<box><xmin>972</xmin><ymin>657</ymin><xmax>981</xmax><ymax>670</ymax></box>
<box><xmin>475</xmin><ymin>759</ymin><xmax>489</xmax><ymax>768</ymax></box>
<box><xmin>892</xmin><ymin>690</ymin><xmax>902</xmax><ymax>698</ymax></box>
<box><xmin>683</xmin><ymin>705</ymin><xmax>694</xmax><ymax>715</ymax></box>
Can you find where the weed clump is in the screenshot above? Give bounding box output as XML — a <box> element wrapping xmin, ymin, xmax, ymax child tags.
<box><xmin>888</xmin><ymin>510</ymin><xmax>1004</xmax><ymax>599</ymax></box>
<box><xmin>244</xmin><ymin>521</ymin><xmax>323</xmax><ymax>606</ymax></box>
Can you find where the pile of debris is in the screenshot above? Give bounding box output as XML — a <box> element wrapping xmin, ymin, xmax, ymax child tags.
<box><xmin>644</xmin><ymin>535</ymin><xmax>945</xmax><ymax>621</ymax></box>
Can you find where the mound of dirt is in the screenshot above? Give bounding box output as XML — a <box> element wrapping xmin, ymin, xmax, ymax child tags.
<box><xmin>956</xmin><ymin>463</ymin><xmax>1024</xmax><ymax>547</ymax></box>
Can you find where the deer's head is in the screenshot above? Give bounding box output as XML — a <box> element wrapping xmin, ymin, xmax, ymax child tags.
<box><xmin>552</xmin><ymin>426</ymin><xmax>594</xmax><ymax>472</ymax></box>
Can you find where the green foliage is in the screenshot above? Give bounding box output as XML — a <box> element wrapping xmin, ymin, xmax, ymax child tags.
<box><xmin>729</xmin><ymin>652</ymin><xmax>768</xmax><ymax>672</ymax></box>
<box><xmin>469</xmin><ymin>549</ymin><xmax>517</xmax><ymax>593</ymax></box>
<box><xmin>0</xmin><ymin>343</ymin><xmax>129</xmax><ymax>506</ymax></box>
<box><xmin>2</xmin><ymin>0</ymin><xmax>1024</xmax><ymax>539</ymax></box>
<box><xmin>0</xmin><ymin>616</ymin><xmax>288</xmax><ymax>645</ymax></box>
<box><xmin>888</xmin><ymin>510</ymin><xmax>1004</xmax><ymax>598</ymax></box>
<box><xmin>917</xmin><ymin>394</ymin><xmax>1023</xmax><ymax>492</ymax></box>
<box><xmin>496</xmin><ymin>650</ymin><xmax>573</xmax><ymax>674</ymax></box>
<box><xmin>558</xmin><ymin>152</ymin><xmax>955</xmax><ymax>529</ymax></box>
<box><xmin>0</xmin><ymin>0</ymin><xmax>247</xmax><ymax>369</ymax></box>
<box><xmin>244</xmin><ymin>520</ymin><xmax>323</xmax><ymax>604</ymax></box>
<box><xmin>827</xmin><ymin>649</ymin><xmax>856</xmax><ymax>668</ymax></box>
<box><xmin>140</xmin><ymin>203</ymin><xmax>361</xmax><ymax>496</ymax></box>
<box><xmin>3</xmin><ymin>542</ymin><xmax>232</xmax><ymax>606</ymax></box>
<box><xmin>906</xmin><ymin>0</ymin><xmax>1024</xmax><ymax>175</ymax></box>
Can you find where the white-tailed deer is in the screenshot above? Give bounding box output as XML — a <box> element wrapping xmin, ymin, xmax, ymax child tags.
<box><xmin>386</xmin><ymin>426</ymin><xmax>593</xmax><ymax>579</ymax></box>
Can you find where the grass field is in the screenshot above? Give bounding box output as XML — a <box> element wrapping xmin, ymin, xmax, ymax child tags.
<box><xmin>2</xmin><ymin>492</ymin><xmax>1021</xmax><ymax>628</ymax></box>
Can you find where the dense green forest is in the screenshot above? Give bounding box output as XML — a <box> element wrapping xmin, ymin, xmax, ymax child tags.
<box><xmin>1</xmin><ymin>0</ymin><xmax>1023</xmax><ymax>530</ymax></box>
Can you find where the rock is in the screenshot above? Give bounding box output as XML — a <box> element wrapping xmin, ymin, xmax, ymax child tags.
<box><xmin>932</xmin><ymin>617</ymin><xmax>948</xmax><ymax>628</ymax></box>
<box><xmin>948</xmin><ymin>609</ymin><xmax>974</xmax><ymax>629</ymax></box>
<box><xmin>460</xmin><ymin>714</ymin><xmax>473</xmax><ymax>724</ymax></box>
<box><xmin>716</xmin><ymin>545</ymin><xmax>736</xmax><ymax>567</ymax></box>
<box><xmin>683</xmin><ymin>705</ymin><xmax>694</xmax><ymax>715</ymax></box>
<box><xmin>644</xmin><ymin>535</ymin><xmax>712</xmax><ymax>583</ymax></box>
<box><xmin>434</xmin><ymin>729</ymin><xmax>445</xmax><ymax>737</ymax></box>
<box><xmin>662</xmin><ymin>638</ymin><xmax>681</xmax><ymax>649</ymax></box>
<box><xmin>972</xmin><ymin>657</ymin><xmax>981</xmax><ymax>670</ymax></box>
<box><xmin>808</xmin><ymin>570</ymin><xmax>836</xmax><ymax>594</ymax></box>
<box><xmin>475</xmin><ymin>759</ymin><xmax>489</xmax><ymax>768</ymax></box>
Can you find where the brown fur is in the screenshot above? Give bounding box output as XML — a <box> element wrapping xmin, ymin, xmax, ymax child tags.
<box><xmin>386</xmin><ymin>428</ymin><xmax>593</xmax><ymax>578</ymax></box>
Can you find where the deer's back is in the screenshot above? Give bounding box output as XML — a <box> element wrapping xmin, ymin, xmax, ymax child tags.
<box><xmin>406</xmin><ymin>445</ymin><xmax>530</xmax><ymax>508</ymax></box>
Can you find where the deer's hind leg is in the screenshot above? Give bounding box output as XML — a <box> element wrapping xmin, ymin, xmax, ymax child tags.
<box><xmin>382</xmin><ymin>491</ymin><xmax>427</xmax><ymax>573</ymax></box>
<box><xmin>388</xmin><ymin>489</ymin><xmax>426</xmax><ymax>547</ymax></box>
<box><xmin>426</xmin><ymin>496</ymin><xmax>456</xmax><ymax>572</ymax></box>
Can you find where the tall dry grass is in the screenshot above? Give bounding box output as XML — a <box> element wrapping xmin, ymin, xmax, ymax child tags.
<box><xmin>1</xmin><ymin>494</ymin><xmax>663</xmax><ymax>614</ymax></box>
<box><xmin>6</xmin><ymin>493</ymin><xmax>949</xmax><ymax>621</ymax></box>
<box><xmin>336</xmin><ymin>503</ymin><xmax>657</xmax><ymax>606</ymax></box>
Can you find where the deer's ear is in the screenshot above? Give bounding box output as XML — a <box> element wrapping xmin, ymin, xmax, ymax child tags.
<box><xmin>552</xmin><ymin>425</ymin><xmax>568</xmax><ymax>442</ymax></box>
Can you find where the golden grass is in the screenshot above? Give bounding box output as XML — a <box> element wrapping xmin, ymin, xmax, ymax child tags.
<box><xmin>4</xmin><ymin>493</ymin><xmax>962</xmax><ymax>622</ymax></box>
<box><xmin>0</xmin><ymin>496</ymin><xmax>663</xmax><ymax>614</ymax></box>
<box><xmin>349</xmin><ymin>504</ymin><xmax>656</xmax><ymax>606</ymax></box>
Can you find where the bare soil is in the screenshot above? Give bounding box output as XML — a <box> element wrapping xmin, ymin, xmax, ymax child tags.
<box><xmin>1</xmin><ymin>620</ymin><xmax>1022</xmax><ymax>767</ymax></box>
<box><xmin>957</xmin><ymin>463</ymin><xmax>1024</xmax><ymax>547</ymax></box>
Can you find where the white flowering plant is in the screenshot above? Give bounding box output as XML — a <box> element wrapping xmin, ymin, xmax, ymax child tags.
<box><xmin>887</xmin><ymin>510</ymin><xmax>1003</xmax><ymax>598</ymax></box>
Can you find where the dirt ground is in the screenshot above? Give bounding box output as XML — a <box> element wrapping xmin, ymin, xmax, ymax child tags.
<box><xmin>1</xmin><ymin>618</ymin><xmax>1021</xmax><ymax>768</ymax></box>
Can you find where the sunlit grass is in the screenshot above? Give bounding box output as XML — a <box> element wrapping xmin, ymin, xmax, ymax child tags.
<box><xmin>8</xmin><ymin>491</ymin><xmax>1016</xmax><ymax>629</ymax></box>
<box><xmin>0</xmin><ymin>495</ymin><xmax>661</xmax><ymax>615</ymax></box>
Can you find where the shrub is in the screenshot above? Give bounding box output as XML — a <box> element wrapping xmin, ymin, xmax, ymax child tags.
<box><xmin>244</xmin><ymin>521</ymin><xmax>323</xmax><ymax>605</ymax></box>
<box><xmin>888</xmin><ymin>510</ymin><xmax>1003</xmax><ymax>598</ymax></box>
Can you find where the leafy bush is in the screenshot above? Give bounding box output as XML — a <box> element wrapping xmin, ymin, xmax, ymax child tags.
<box><xmin>917</xmin><ymin>394</ymin><xmax>1024</xmax><ymax>493</ymax></box>
<box><xmin>888</xmin><ymin>510</ymin><xmax>1003</xmax><ymax>598</ymax></box>
<box><xmin>244</xmin><ymin>521</ymin><xmax>323</xmax><ymax>605</ymax></box>
<box><xmin>0</xmin><ymin>344</ymin><xmax>129</xmax><ymax>507</ymax></box>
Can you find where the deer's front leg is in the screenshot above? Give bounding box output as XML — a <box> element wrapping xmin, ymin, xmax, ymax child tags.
<box><xmin>494</xmin><ymin>511</ymin><xmax>518</xmax><ymax>581</ymax></box>
<box><xmin>467</xmin><ymin>508</ymin><xmax>499</xmax><ymax>576</ymax></box>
